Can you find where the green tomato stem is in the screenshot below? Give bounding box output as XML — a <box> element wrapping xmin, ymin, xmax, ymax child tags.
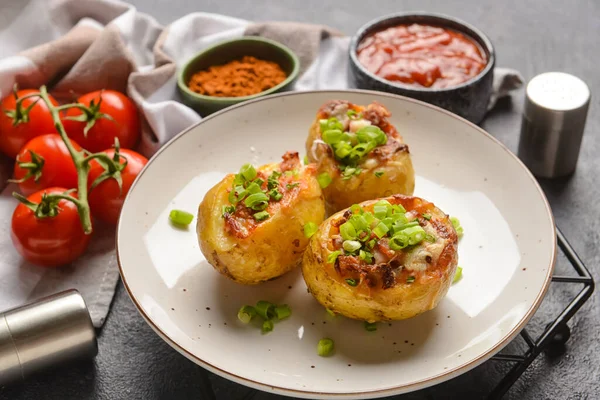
<box><xmin>36</xmin><ymin>86</ymin><xmax>93</xmax><ymax>234</ymax></box>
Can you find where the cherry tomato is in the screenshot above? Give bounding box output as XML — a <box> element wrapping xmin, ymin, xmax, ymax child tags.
<box><xmin>62</xmin><ymin>90</ymin><xmax>140</xmax><ymax>153</ymax></box>
<box><xmin>13</xmin><ymin>134</ymin><xmax>82</xmax><ymax>196</ymax></box>
<box><xmin>0</xmin><ymin>89</ymin><xmax>59</xmax><ymax>159</ymax></box>
<box><xmin>88</xmin><ymin>148</ymin><xmax>147</xmax><ymax>225</ymax></box>
<box><xmin>11</xmin><ymin>187</ymin><xmax>91</xmax><ymax>267</ymax></box>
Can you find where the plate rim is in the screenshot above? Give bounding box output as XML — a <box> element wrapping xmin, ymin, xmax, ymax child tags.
<box><xmin>116</xmin><ymin>89</ymin><xmax>557</xmax><ymax>399</ymax></box>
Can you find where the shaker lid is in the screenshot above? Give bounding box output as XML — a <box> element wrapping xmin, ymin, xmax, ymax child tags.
<box><xmin>526</xmin><ymin>72</ymin><xmax>590</xmax><ymax>111</ymax></box>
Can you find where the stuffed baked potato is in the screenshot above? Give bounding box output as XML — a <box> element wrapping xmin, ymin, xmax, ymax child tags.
<box><xmin>302</xmin><ymin>194</ymin><xmax>458</xmax><ymax>322</ymax></box>
<box><xmin>306</xmin><ymin>100</ymin><xmax>415</xmax><ymax>215</ymax></box>
<box><xmin>198</xmin><ymin>151</ymin><xmax>325</xmax><ymax>285</ymax></box>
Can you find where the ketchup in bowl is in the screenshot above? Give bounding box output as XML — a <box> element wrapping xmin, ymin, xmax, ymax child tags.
<box><xmin>357</xmin><ymin>24</ymin><xmax>488</xmax><ymax>89</ymax></box>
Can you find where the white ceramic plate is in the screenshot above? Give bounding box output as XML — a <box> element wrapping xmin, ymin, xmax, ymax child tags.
<box><xmin>117</xmin><ymin>90</ymin><xmax>556</xmax><ymax>399</ymax></box>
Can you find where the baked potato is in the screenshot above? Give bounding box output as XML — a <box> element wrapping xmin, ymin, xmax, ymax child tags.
<box><xmin>198</xmin><ymin>151</ymin><xmax>326</xmax><ymax>285</ymax></box>
<box><xmin>302</xmin><ymin>194</ymin><xmax>458</xmax><ymax>322</ymax></box>
<box><xmin>306</xmin><ymin>100</ymin><xmax>415</xmax><ymax>215</ymax></box>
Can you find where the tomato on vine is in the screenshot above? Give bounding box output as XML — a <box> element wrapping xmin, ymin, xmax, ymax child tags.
<box><xmin>0</xmin><ymin>89</ymin><xmax>59</xmax><ymax>158</ymax></box>
<box><xmin>11</xmin><ymin>187</ymin><xmax>92</xmax><ymax>267</ymax></box>
<box><xmin>62</xmin><ymin>90</ymin><xmax>140</xmax><ymax>153</ymax></box>
<box><xmin>88</xmin><ymin>148</ymin><xmax>148</xmax><ymax>225</ymax></box>
<box><xmin>12</xmin><ymin>134</ymin><xmax>82</xmax><ymax>196</ymax></box>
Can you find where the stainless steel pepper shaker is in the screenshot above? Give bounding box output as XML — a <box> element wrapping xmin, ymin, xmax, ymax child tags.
<box><xmin>517</xmin><ymin>72</ymin><xmax>591</xmax><ymax>178</ymax></box>
<box><xmin>0</xmin><ymin>290</ymin><xmax>97</xmax><ymax>386</ymax></box>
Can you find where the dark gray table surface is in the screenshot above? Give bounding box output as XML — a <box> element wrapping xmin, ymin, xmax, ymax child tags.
<box><xmin>1</xmin><ymin>1</ymin><xmax>599</xmax><ymax>399</ymax></box>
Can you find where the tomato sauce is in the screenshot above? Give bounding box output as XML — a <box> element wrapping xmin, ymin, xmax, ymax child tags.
<box><xmin>357</xmin><ymin>24</ymin><xmax>487</xmax><ymax>89</ymax></box>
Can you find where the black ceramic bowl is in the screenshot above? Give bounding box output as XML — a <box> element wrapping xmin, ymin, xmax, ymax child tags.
<box><xmin>349</xmin><ymin>12</ymin><xmax>495</xmax><ymax>124</ymax></box>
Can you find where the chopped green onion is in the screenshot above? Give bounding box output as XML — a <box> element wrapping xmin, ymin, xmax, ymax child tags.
<box><xmin>359</xmin><ymin>249</ymin><xmax>373</xmax><ymax>263</ymax></box>
<box><xmin>350</xmin><ymin>204</ymin><xmax>363</xmax><ymax>214</ymax></box>
<box><xmin>364</xmin><ymin>321</ymin><xmax>377</xmax><ymax>332</ymax></box>
<box><xmin>422</xmin><ymin>213</ymin><xmax>432</xmax><ymax>221</ymax></box>
<box><xmin>245</xmin><ymin>182</ymin><xmax>262</xmax><ymax>195</ymax></box>
<box><xmin>393</xmin><ymin>220</ymin><xmax>419</xmax><ymax>232</ymax></box>
<box><xmin>237</xmin><ymin>305</ymin><xmax>256</xmax><ymax>324</ymax></box>
<box><xmin>350</xmin><ymin>142</ymin><xmax>375</xmax><ymax>160</ymax></box>
<box><xmin>239</xmin><ymin>163</ymin><xmax>257</xmax><ymax>181</ymax></box>
<box><xmin>450</xmin><ymin>217</ymin><xmax>464</xmax><ymax>238</ymax></box>
<box><xmin>317</xmin><ymin>338</ymin><xmax>335</xmax><ymax>357</ymax></box>
<box><xmin>253</xmin><ymin>211</ymin><xmax>270</xmax><ymax>221</ymax></box>
<box><xmin>286</xmin><ymin>182</ymin><xmax>300</xmax><ymax>189</ymax></box>
<box><xmin>367</xmin><ymin>239</ymin><xmax>377</xmax><ymax>249</ymax></box>
<box><xmin>356</xmin><ymin>126</ymin><xmax>387</xmax><ymax>145</ymax></box>
<box><xmin>169</xmin><ymin>209</ymin><xmax>194</xmax><ymax>226</ymax></box>
<box><xmin>347</xmin><ymin>109</ymin><xmax>361</xmax><ymax>119</ymax></box>
<box><xmin>345</xmin><ymin>278</ymin><xmax>358</xmax><ymax>286</ymax></box>
<box><xmin>317</xmin><ymin>172</ymin><xmax>332</xmax><ymax>188</ymax></box>
<box><xmin>244</xmin><ymin>192</ymin><xmax>269</xmax><ymax>210</ymax></box>
<box><xmin>349</xmin><ymin>214</ymin><xmax>369</xmax><ymax>231</ymax></box>
<box><xmin>402</xmin><ymin>225</ymin><xmax>426</xmax><ymax>245</ymax></box>
<box><xmin>267</xmin><ymin>171</ymin><xmax>281</xmax><ymax>190</ymax></box>
<box><xmin>389</xmin><ymin>233</ymin><xmax>409</xmax><ymax>250</ymax></box>
<box><xmin>320</xmin><ymin>117</ymin><xmax>343</xmax><ymax>133</ymax></box>
<box><xmin>275</xmin><ymin>304</ymin><xmax>292</xmax><ymax>320</ymax></box>
<box><xmin>221</xmin><ymin>205</ymin><xmax>235</xmax><ymax>217</ymax></box>
<box><xmin>233</xmin><ymin>173</ymin><xmax>245</xmax><ymax>186</ymax></box>
<box><xmin>392</xmin><ymin>204</ymin><xmax>406</xmax><ymax>213</ymax></box>
<box><xmin>343</xmin><ymin>240</ymin><xmax>361</xmax><ymax>253</ymax></box>
<box><xmin>323</xmin><ymin>129</ymin><xmax>344</xmax><ymax>144</ymax></box>
<box><xmin>327</xmin><ymin>251</ymin><xmax>342</xmax><ymax>264</ymax></box>
<box><xmin>425</xmin><ymin>234</ymin><xmax>437</xmax><ymax>243</ymax></box>
<box><xmin>407</xmin><ymin>276</ymin><xmax>415</xmax><ymax>283</ymax></box>
<box><xmin>373</xmin><ymin>205</ymin><xmax>388</xmax><ymax>220</ymax></box>
<box><xmin>303</xmin><ymin>222</ymin><xmax>318</xmax><ymax>238</ymax></box>
<box><xmin>268</xmin><ymin>189</ymin><xmax>283</xmax><ymax>201</ymax></box>
<box><xmin>255</xmin><ymin>301</ymin><xmax>275</xmax><ymax>320</ymax></box>
<box><xmin>326</xmin><ymin>309</ymin><xmax>337</xmax><ymax>317</ymax></box>
<box><xmin>373</xmin><ymin>221</ymin><xmax>390</xmax><ymax>238</ymax></box>
<box><xmin>334</xmin><ymin>142</ymin><xmax>353</xmax><ymax>159</ymax></box>
<box><xmin>229</xmin><ymin>185</ymin><xmax>246</xmax><ymax>204</ymax></box>
<box><xmin>262</xmin><ymin>320</ymin><xmax>274</xmax><ymax>333</ymax></box>
<box><xmin>374</xmin><ymin>171</ymin><xmax>384</xmax><ymax>178</ymax></box>
<box><xmin>303</xmin><ymin>155</ymin><xmax>309</xmax><ymax>165</ymax></box>
<box><xmin>340</xmin><ymin>221</ymin><xmax>357</xmax><ymax>240</ymax></box>
<box><xmin>342</xmin><ymin>167</ymin><xmax>358</xmax><ymax>180</ymax></box>
<box><xmin>453</xmin><ymin>266</ymin><xmax>463</xmax><ymax>284</ymax></box>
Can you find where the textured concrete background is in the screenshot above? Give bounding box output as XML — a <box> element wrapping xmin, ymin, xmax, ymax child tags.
<box><xmin>1</xmin><ymin>0</ymin><xmax>599</xmax><ymax>399</ymax></box>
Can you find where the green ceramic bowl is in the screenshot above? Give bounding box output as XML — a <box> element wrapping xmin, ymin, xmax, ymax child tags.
<box><xmin>177</xmin><ymin>37</ymin><xmax>300</xmax><ymax>115</ymax></box>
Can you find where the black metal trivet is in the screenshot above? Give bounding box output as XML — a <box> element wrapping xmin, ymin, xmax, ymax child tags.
<box><xmin>196</xmin><ymin>227</ymin><xmax>594</xmax><ymax>400</ymax></box>
<box><xmin>487</xmin><ymin>227</ymin><xmax>595</xmax><ymax>399</ymax></box>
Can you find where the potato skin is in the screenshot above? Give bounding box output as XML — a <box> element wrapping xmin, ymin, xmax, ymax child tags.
<box><xmin>302</xmin><ymin>195</ymin><xmax>458</xmax><ymax>322</ymax></box>
<box><xmin>198</xmin><ymin>160</ymin><xmax>325</xmax><ymax>285</ymax></box>
<box><xmin>306</xmin><ymin>100</ymin><xmax>415</xmax><ymax>215</ymax></box>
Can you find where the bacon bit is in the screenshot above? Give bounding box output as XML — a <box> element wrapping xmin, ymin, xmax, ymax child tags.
<box><xmin>338</xmin><ymin>255</ymin><xmax>363</xmax><ymax>274</ymax></box>
<box><xmin>280</xmin><ymin>151</ymin><xmax>301</xmax><ymax>172</ymax></box>
<box><xmin>331</xmin><ymin>235</ymin><xmax>343</xmax><ymax>250</ymax></box>
<box><xmin>379</xmin><ymin>264</ymin><xmax>395</xmax><ymax>289</ymax></box>
<box><xmin>375</xmin><ymin>239</ymin><xmax>396</xmax><ymax>260</ymax></box>
<box><xmin>224</xmin><ymin>214</ymin><xmax>250</xmax><ymax>238</ymax></box>
<box><xmin>362</xmin><ymin>102</ymin><xmax>390</xmax><ymax>124</ymax></box>
<box><xmin>319</xmin><ymin>100</ymin><xmax>350</xmax><ymax>118</ymax></box>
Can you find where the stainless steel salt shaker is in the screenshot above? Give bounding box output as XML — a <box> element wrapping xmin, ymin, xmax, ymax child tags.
<box><xmin>0</xmin><ymin>290</ymin><xmax>97</xmax><ymax>386</ymax></box>
<box><xmin>517</xmin><ymin>72</ymin><xmax>591</xmax><ymax>178</ymax></box>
